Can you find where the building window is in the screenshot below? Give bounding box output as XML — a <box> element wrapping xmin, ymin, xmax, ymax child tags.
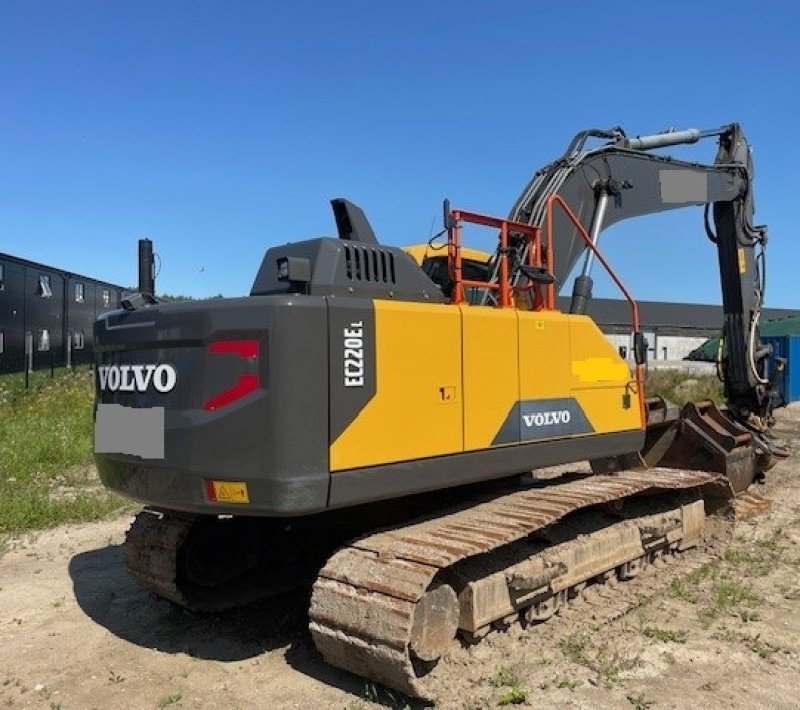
<box><xmin>37</xmin><ymin>329</ymin><xmax>50</xmax><ymax>351</ymax></box>
<box><xmin>102</xmin><ymin>289</ymin><xmax>110</xmax><ymax>307</ymax></box>
<box><xmin>75</xmin><ymin>283</ymin><xmax>85</xmax><ymax>303</ymax></box>
<box><xmin>73</xmin><ymin>331</ymin><xmax>85</xmax><ymax>350</ymax></box>
<box><xmin>0</xmin><ymin>263</ymin><xmax>4</xmax><ymax>291</ymax></box>
<box><xmin>39</xmin><ymin>274</ymin><xmax>53</xmax><ymax>298</ymax></box>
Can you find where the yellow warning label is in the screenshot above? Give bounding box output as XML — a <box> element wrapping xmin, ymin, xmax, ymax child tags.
<box><xmin>208</xmin><ymin>480</ymin><xmax>250</xmax><ymax>504</ymax></box>
<box><xmin>738</xmin><ymin>248</ymin><xmax>747</xmax><ymax>274</ymax></box>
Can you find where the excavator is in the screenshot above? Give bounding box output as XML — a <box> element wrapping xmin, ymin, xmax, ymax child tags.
<box><xmin>94</xmin><ymin>122</ymin><xmax>787</xmax><ymax>698</ymax></box>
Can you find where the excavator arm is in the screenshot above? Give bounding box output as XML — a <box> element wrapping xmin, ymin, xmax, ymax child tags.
<box><xmin>501</xmin><ymin>123</ymin><xmax>773</xmax><ymax>425</ymax></box>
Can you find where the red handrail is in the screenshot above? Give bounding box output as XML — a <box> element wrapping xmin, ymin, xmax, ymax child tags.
<box><xmin>544</xmin><ymin>194</ymin><xmax>646</xmax><ymax>429</ymax></box>
<box><xmin>447</xmin><ymin>209</ymin><xmax>553</xmax><ymax>309</ymax></box>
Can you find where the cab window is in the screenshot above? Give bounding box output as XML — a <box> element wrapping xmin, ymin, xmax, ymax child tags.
<box><xmin>421</xmin><ymin>256</ymin><xmax>490</xmax><ymax>304</ymax></box>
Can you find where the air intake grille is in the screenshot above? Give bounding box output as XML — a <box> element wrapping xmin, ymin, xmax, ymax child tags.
<box><xmin>344</xmin><ymin>245</ymin><xmax>396</xmax><ymax>283</ymax></box>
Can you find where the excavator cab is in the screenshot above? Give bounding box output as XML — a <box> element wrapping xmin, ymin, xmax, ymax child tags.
<box><xmin>403</xmin><ymin>244</ymin><xmax>491</xmax><ymax>303</ymax></box>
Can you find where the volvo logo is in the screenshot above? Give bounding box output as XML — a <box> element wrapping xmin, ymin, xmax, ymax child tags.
<box><xmin>522</xmin><ymin>410</ymin><xmax>571</xmax><ymax>428</ymax></box>
<box><xmin>98</xmin><ymin>364</ymin><xmax>177</xmax><ymax>393</ymax></box>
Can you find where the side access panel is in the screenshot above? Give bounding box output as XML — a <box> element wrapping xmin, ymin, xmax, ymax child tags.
<box><xmin>511</xmin><ymin>310</ymin><xmax>580</xmax><ymax>444</ymax></box>
<box><xmin>461</xmin><ymin>306</ymin><xmax>518</xmax><ymax>450</ymax></box>
<box><xmin>329</xmin><ymin>300</ymin><xmax>462</xmax><ymax>471</ymax></box>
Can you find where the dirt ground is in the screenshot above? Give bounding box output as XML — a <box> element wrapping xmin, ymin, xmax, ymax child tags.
<box><xmin>2</xmin><ymin>405</ymin><xmax>799</xmax><ymax>710</ymax></box>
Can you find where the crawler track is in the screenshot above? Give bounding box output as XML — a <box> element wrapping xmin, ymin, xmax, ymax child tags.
<box><xmin>124</xmin><ymin>468</ymin><xmax>761</xmax><ymax>699</ymax></box>
<box><xmin>125</xmin><ymin>510</ymin><xmax>324</xmax><ymax>611</ymax></box>
<box><xmin>125</xmin><ymin>509</ymin><xmax>196</xmax><ymax>608</ymax></box>
<box><xmin>309</xmin><ymin>468</ymin><xmax>730</xmax><ymax>698</ymax></box>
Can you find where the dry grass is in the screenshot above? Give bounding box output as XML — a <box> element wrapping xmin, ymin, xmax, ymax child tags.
<box><xmin>645</xmin><ymin>369</ymin><xmax>723</xmax><ymax>405</ymax></box>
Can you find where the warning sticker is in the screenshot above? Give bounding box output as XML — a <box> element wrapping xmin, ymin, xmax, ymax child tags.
<box><xmin>205</xmin><ymin>480</ymin><xmax>250</xmax><ymax>504</ymax></box>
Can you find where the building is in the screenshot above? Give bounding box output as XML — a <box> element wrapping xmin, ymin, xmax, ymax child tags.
<box><xmin>0</xmin><ymin>253</ymin><xmax>124</xmax><ymax>374</ymax></box>
<box><xmin>571</xmin><ymin>297</ymin><xmax>800</xmax><ymax>361</ymax></box>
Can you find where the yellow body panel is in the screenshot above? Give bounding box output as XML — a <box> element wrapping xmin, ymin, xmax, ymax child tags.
<box><xmin>461</xmin><ymin>306</ymin><xmax>519</xmax><ymax>450</ymax></box>
<box><xmin>330</xmin><ymin>301</ymin><xmax>462</xmax><ymax>471</ymax></box>
<box><xmin>569</xmin><ymin>316</ymin><xmax>641</xmax><ymax>433</ymax></box>
<box><xmin>331</xmin><ymin>302</ymin><xmax>642</xmax><ymax>471</ymax></box>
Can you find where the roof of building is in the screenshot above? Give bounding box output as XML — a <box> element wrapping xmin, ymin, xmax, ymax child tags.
<box><xmin>0</xmin><ymin>252</ymin><xmax>124</xmax><ymax>290</ymax></box>
<box><xmin>563</xmin><ymin>297</ymin><xmax>800</xmax><ymax>334</ymax></box>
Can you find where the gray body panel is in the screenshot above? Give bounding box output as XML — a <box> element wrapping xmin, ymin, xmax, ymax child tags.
<box><xmin>492</xmin><ymin>397</ymin><xmax>595</xmax><ymax>445</ymax></box>
<box><xmin>328</xmin><ymin>299</ymin><xmax>377</xmax><ymax>443</ymax></box>
<box><xmin>328</xmin><ymin>429</ymin><xmax>644</xmax><ymax>511</ymax></box>
<box><xmin>251</xmin><ymin>238</ymin><xmax>444</xmax><ymax>304</ymax></box>
<box><xmin>95</xmin><ymin>295</ymin><xmax>331</xmax><ymax>515</ymax></box>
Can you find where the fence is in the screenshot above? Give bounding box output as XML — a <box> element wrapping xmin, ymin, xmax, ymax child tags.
<box><xmin>0</xmin><ymin>335</ymin><xmax>94</xmax><ymax>388</ymax></box>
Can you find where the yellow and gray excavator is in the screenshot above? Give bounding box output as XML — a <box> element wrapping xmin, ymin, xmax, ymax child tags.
<box><xmin>94</xmin><ymin>122</ymin><xmax>787</xmax><ymax>697</ymax></box>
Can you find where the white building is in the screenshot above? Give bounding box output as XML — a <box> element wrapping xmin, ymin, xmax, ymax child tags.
<box><xmin>563</xmin><ymin>297</ymin><xmax>799</xmax><ymax>362</ymax></box>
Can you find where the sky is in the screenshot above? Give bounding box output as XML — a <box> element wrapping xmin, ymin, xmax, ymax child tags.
<box><xmin>1</xmin><ymin>1</ymin><xmax>798</xmax><ymax>306</ymax></box>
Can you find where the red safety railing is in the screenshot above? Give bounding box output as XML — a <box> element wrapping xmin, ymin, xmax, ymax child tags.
<box><xmin>446</xmin><ymin>209</ymin><xmax>554</xmax><ymax>309</ymax></box>
<box><xmin>544</xmin><ymin>195</ymin><xmax>645</xmax><ymax>429</ymax></box>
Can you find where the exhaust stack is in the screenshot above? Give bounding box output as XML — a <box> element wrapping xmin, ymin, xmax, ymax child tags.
<box><xmin>138</xmin><ymin>238</ymin><xmax>155</xmax><ymax>297</ymax></box>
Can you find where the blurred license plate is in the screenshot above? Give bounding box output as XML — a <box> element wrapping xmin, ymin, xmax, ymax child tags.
<box><xmin>94</xmin><ymin>403</ymin><xmax>164</xmax><ymax>459</ymax></box>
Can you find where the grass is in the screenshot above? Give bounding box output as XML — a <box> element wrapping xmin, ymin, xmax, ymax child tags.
<box><xmin>157</xmin><ymin>692</ymin><xmax>183</xmax><ymax>708</ymax></box>
<box><xmin>559</xmin><ymin>635</ymin><xmax>589</xmax><ymax>665</ymax></box>
<box><xmin>640</xmin><ymin>626</ymin><xmax>688</xmax><ymax>644</ymax></box>
<box><xmin>714</xmin><ymin>579</ymin><xmax>762</xmax><ymax>610</ymax></box>
<box><xmin>723</xmin><ymin>531</ymin><xmax>791</xmax><ymax>578</ymax></box>
<box><xmin>668</xmin><ymin>546</ymin><xmax>769</xmax><ymax>627</ymax></box>
<box><xmin>746</xmin><ymin>633</ymin><xmax>777</xmax><ymax>660</ymax></box>
<box><xmin>0</xmin><ymin>368</ymin><xmax>126</xmax><ymax>539</ymax></box>
<box><xmin>497</xmin><ymin>687</ymin><xmax>527</xmax><ymax>706</ymax></box>
<box><xmin>644</xmin><ymin>369</ymin><xmax>723</xmax><ymax>405</ymax></box>
<box><xmin>555</xmin><ymin>677</ymin><xmax>581</xmax><ymax>690</ymax></box>
<box><xmin>627</xmin><ymin>694</ymin><xmax>654</xmax><ymax>710</ymax></box>
<box><xmin>490</xmin><ymin>667</ymin><xmax>521</xmax><ymax>688</ymax></box>
<box><xmin>713</xmin><ymin>626</ymin><xmax>778</xmax><ymax>660</ymax></box>
<box><xmin>361</xmin><ymin>680</ymin><xmax>413</xmax><ymax>708</ymax></box>
<box><xmin>559</xmin><ymin>631</ymin><xmax>641</xmax><ymax>686</ymax></box>
<box><xmin>491</xmin><ymin>666</ymin><xmax>528</xmax><ymax>706</ymax></box>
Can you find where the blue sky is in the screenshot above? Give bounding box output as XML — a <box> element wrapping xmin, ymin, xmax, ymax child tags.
<box><xmin>1</xmin><ymin>1</ymin><xmax>798</xmax><ymax>306</ymax></box>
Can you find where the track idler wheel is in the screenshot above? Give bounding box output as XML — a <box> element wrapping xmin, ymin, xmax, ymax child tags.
<box><xmin>409</xmin><ymin>583</ymin><xmax>459</xmax><ymax>664</ymax></box>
